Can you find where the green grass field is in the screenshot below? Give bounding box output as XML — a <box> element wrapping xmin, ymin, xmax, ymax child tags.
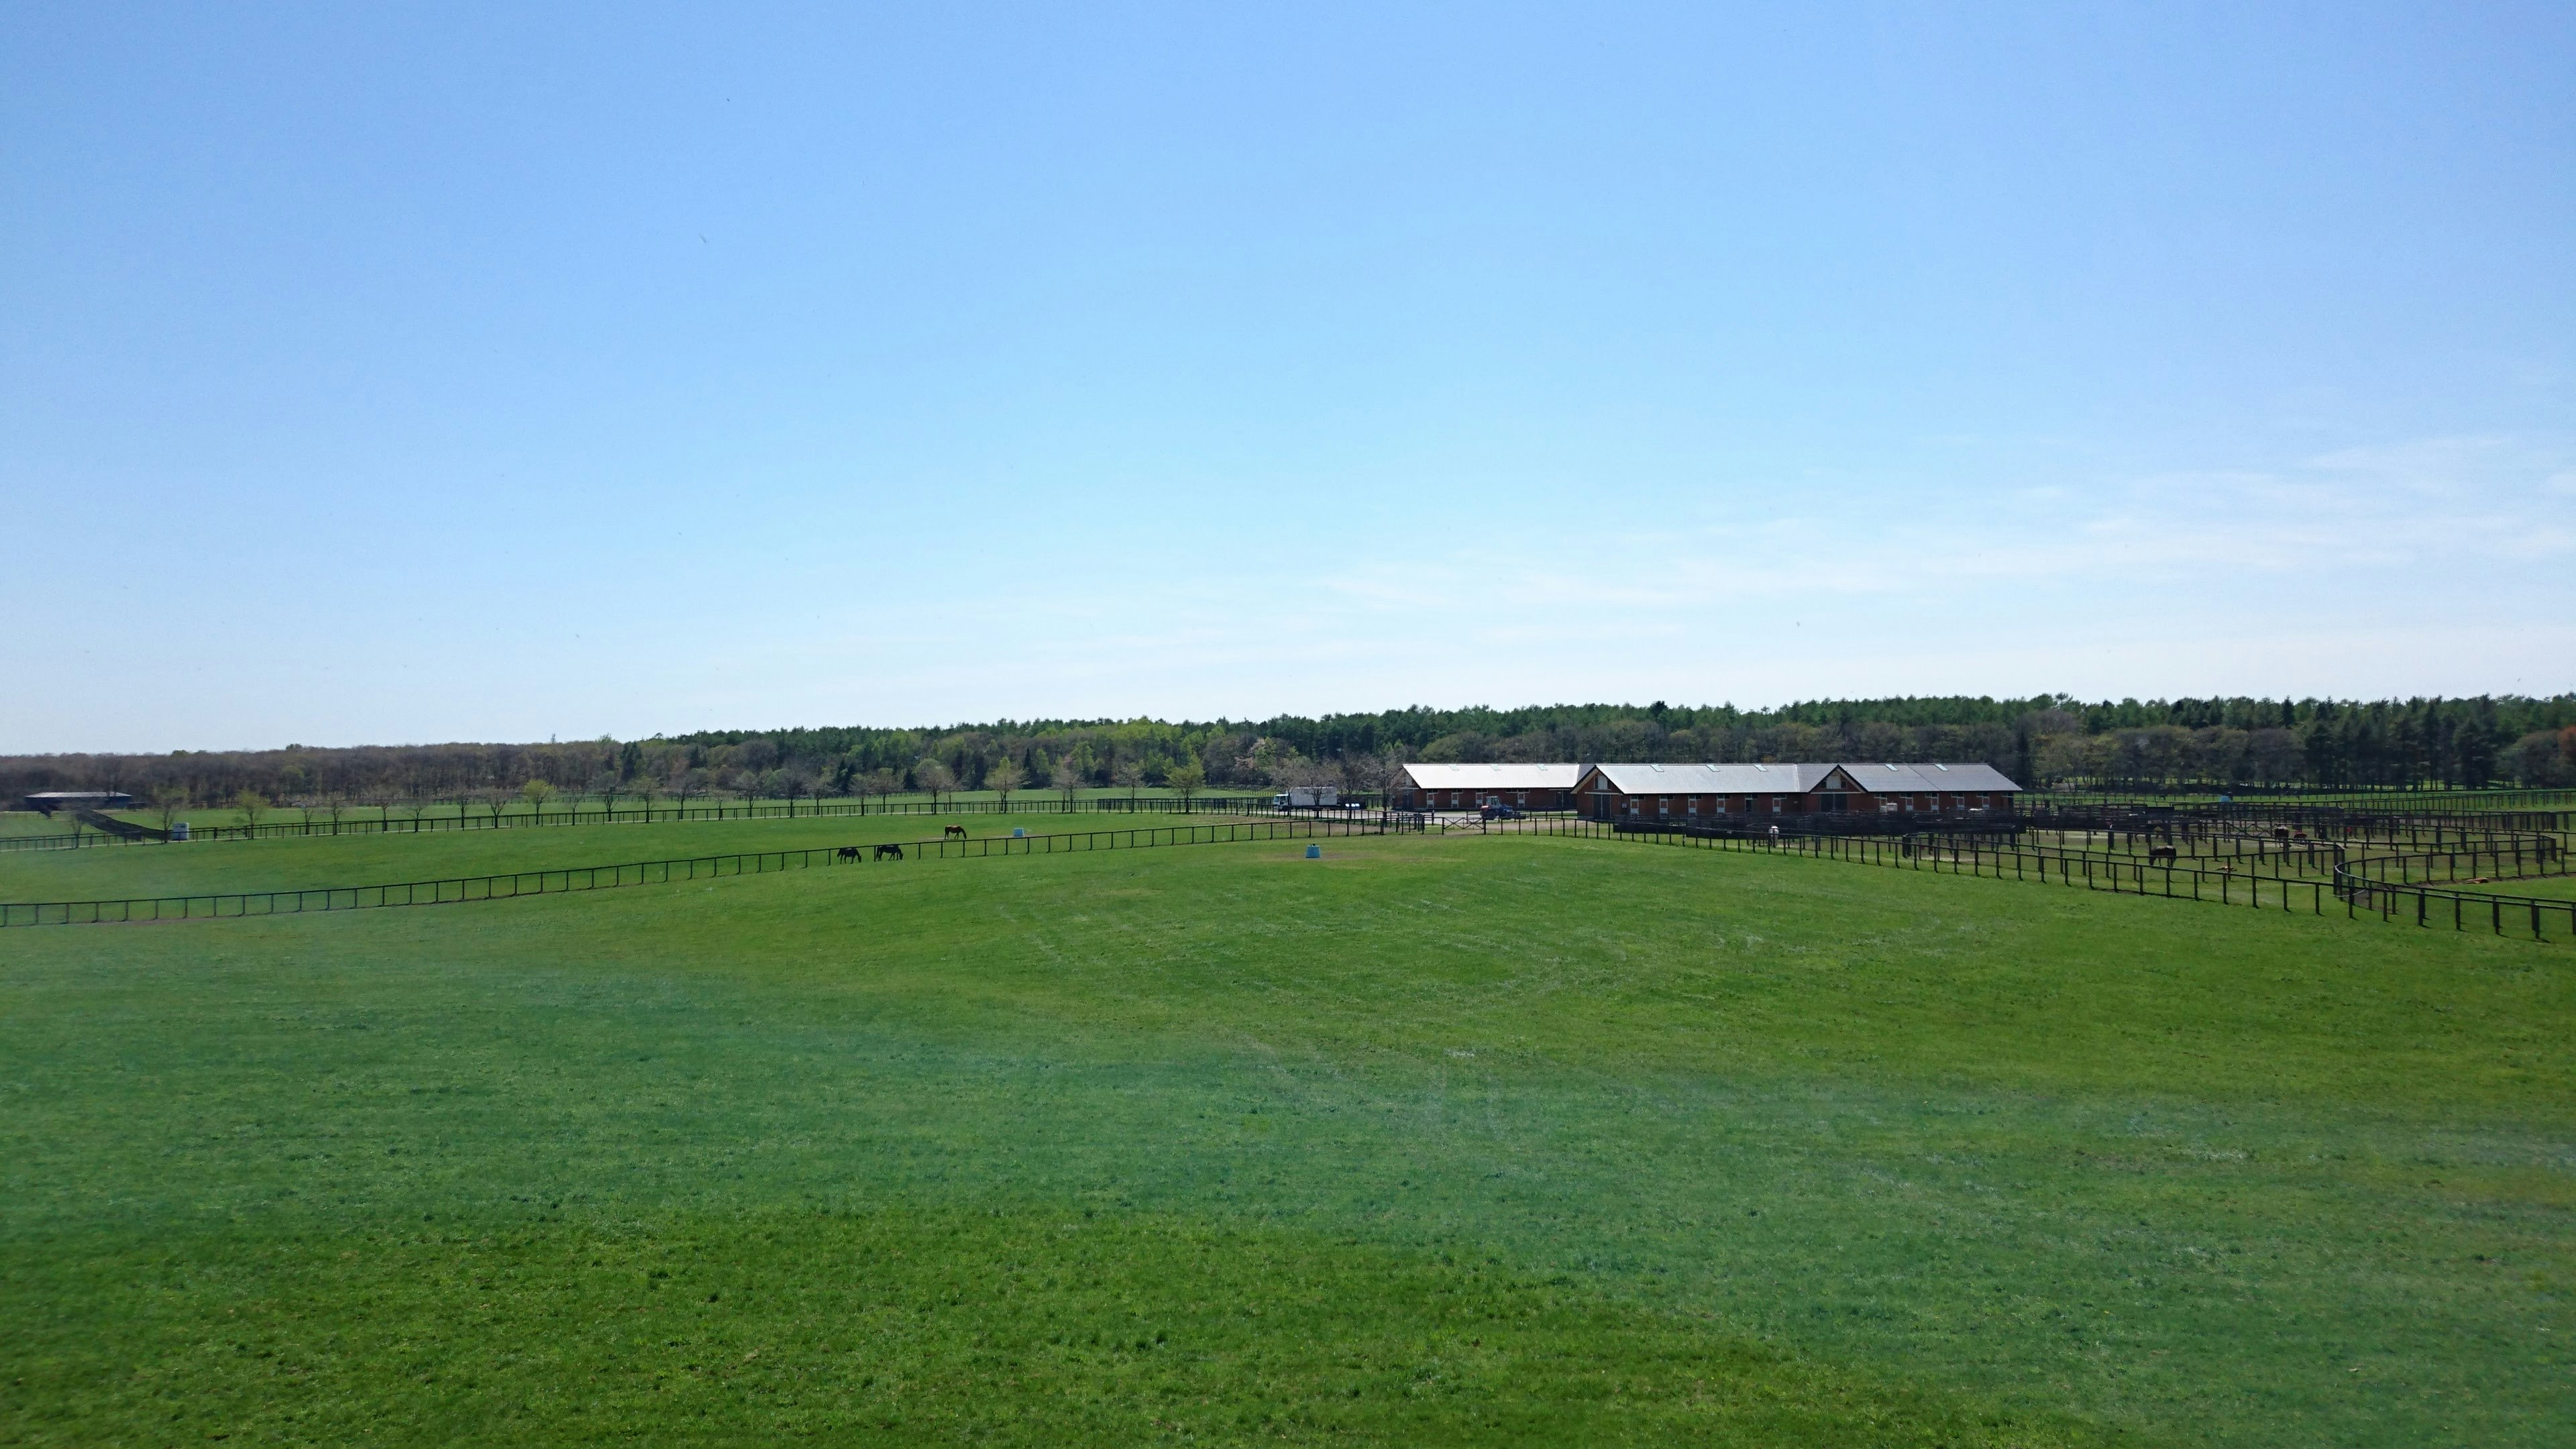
<box><xmin>2442</xmin><ymin>873</ymin><xmax>2576</xmax><ymax>903</ymax></box>
<box><xmin>0</xmin><ymin>790</ymin><xmax>1242</xmax><ymax>841</ymax></box>
<box><xmin>3</xmin><ymin>824</ymin><xmax>2568</xmax><ymax>1446</ymax></box>
<box><xmin>0</xmin><ymin>812</ymin><xmax>1242</xmax><ymax>903</ymax></box>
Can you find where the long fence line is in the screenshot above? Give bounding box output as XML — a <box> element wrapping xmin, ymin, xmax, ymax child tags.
<box><xmin>2330</xmin><ymin>865</ymin><xmax>2573</xmax><ymax>941</ymax></box>
<box><xmin>1488</xmin><ymin>817</ymin><xmax>2359</xmax><ymax>912</ymax></box>
<box><xmin>2042</xmin><ymin>786</ymin><xmax>2576</xmax><ymax>810</ymax></box>
<box><xmin>2014</xmin><ymin>830</ymin><xmax>2566</xmax><ymax>883</ymax></box>
<box><xmin>0</xmin><ymin>794</ymin><xmax>1317</xmax><ymax>854</ymax></box>
<box><xmin>1474</xmin><ymin>811</ymin><xmax>2567</xmax><ymax>886</ymax></box>
<box><xmin>0</xmin><ymin>818</ymin><xmax>1391</xmax><ymax>929</ymax></box>
<box><xmin>2023</xmin><ymin>801</ymin><xmax>2576</xmax><ymax>841</ymax></box>
<box><xmin>10</xmin><ymin>796</ymin><xmax>2566</xmax><ymax>943</ymax></box>
<box><xmin>1482</xmin><ymin>817</ymin><xmax>2575</xmax><ymax>943</ymax></box>
<box><xmin>2330</xmin><ymin>839</ymin><xmax>2571</xmax><ymax>888</ymax></box>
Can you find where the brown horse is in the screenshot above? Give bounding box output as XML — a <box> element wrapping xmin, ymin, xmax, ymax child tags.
<box><xmin>944</xmin><ymin>824</ymin><xmax>968</xmax><ymax>839</ymax></box>
<box><xmin>875</xmin><ymin>843</ymin><xmax>904</xmax><ymax>859</ymax></box>
<box><xmin>2148</xmin><ymin>846</ymin><xmax>2179</xmax><ymax>865</ymax></box>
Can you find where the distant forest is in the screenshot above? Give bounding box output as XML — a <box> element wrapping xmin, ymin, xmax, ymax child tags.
<box><xmin>7</xmin><ymin>696</ymin><xmax>2575</xmax><ymax>809</ymax></box>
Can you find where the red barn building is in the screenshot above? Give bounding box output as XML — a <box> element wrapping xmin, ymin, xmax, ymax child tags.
<box><xmin>1394</xmin><ymin>763</ymin><xmax>1584</xmax><ymax>812</ymax></box>
<box><xmin>1572</xmin><ymin>762</ymin><xmax>2021</xmax><ymax>823</ymax></box>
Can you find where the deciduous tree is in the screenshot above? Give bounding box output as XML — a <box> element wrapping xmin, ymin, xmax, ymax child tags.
<box><xmin>987</xmin><ymin>757</ymin><xmax>1025</xmax><ymax>811</ymax></box>
<box><xmin>1167</xmin><ymin>759</ymin><xmax>1205</xmax><ymax>810</ymax></box>
<box><xmin>912</xmin><ymin>758</ymin><xmax>955</xmax><ymax>808</ymax></box>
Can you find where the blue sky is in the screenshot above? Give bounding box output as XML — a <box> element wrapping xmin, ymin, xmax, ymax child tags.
<box><xmin>5</xmin><ymin>2</ymin><xmax>2571</xmax><ymax>751</ymax></box>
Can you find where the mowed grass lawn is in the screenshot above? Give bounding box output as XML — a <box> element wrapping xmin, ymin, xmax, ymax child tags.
<box><xmin>2</xmin><ymin>828</ymin><xmax>2569</xmax><ymax>1446</ymax></box>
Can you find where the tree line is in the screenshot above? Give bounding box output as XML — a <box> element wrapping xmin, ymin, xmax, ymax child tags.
<box><xmin>6</xmin><ymin>695</ymin><xmax>2573</xmax><ymax>813</ymax></box>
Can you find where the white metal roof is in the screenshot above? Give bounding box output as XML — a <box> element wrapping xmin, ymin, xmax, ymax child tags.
<box><xmin>1841</xmin><ymin>761</ymin><xmax>2023</xmax><ymax>793</ymax></box>
<box><xmin>1577</xmin><ymin>762</ymin><xmax>2021</xmax><ymax>794</ymax></box>
<box><xmin>1398</xmin><ymin>763</ymin><xmax>1586</xmax><ymax>791</ymax></box>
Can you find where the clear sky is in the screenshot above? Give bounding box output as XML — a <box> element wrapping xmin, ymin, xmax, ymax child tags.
<box><xmin>5</xmin><ymin>3</ymin><xmax>2571</xmax><ymax>752</ymax></box>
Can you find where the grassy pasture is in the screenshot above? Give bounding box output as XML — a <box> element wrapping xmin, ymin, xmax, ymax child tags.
<box><xmin>0</xmin><ymin>812</ymin><xmax>1237</xmax><ymax>904</ymax></box>
<box><xmin>0</xmin><ymin>790</ymin><xmax>1225</xmax><ymax>841</ymax></box>
<box><xmin>2442</xmin><ymin>874</ymin><xmax>2576</xmax><ymax>903</ymax></box>
<box><xmin>3</xmin><ymin>827</ymin><xmax>2569</xmax><ymax>1446</ymax></box>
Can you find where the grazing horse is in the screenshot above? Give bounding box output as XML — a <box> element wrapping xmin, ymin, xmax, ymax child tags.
<box><xmin>943</xmin><ymin>824</ymin><xmax>968</xmax><ymax>839</ymax></box>
<box><xmin>875</xmin><ymin>843</ymin><xmax>904</xmax><ymax>860</ymax></box>
<box><xmin>2148</xmin><ymin>845</ymin><xmax>2179</xmax><ymax>865</ymax></box>
<box><xmin>836</xmin><ymin>846</ymin><xmax>860</xmax><ymax>860</ymax></box>
<box><xmin>2272</xmin><ymin>826</ymin><xmax>2291</xmax><ymax>842</ymax></box>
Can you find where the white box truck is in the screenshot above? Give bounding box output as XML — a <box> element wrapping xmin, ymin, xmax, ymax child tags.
<box><xmin>1273</xmin><ymin>787</ymin><xmax>1338</xmax><ymax>809</ymax></box>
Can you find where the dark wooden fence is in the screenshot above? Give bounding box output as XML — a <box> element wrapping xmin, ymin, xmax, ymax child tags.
<box><xmin>0</xmin><ymin>818</ymin><xmax>1389</xmax><ymax>929</ymax></box>
<box><xmin>1485</xmin><ymin>818</ymin><xmax>2575</xmax><ymax>944</ymax></box>
<box><xmin>2328</xmin><ymin>867</ymin><xmax>2575</xmax><ymax>942</ymax></box>
<box><xmin>11</xmin><ymin>795</ymin><xmax>2565</xmax><ymax>944</ymax></box>
<box><xmin>2042</xmin><ymin>785</ymin><xmax>2576</xmax><ymax>808</ymax></box>
<box><xmin>0</xmin><ymin>794</ymin><xmax>1332</xmax><ymax>855</ymax></box>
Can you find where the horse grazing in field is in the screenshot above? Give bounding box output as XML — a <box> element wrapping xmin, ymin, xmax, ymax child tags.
<box><xmin>836</xmin><ymin>846</ymin><xmax>860</xmax><ymax>860</ymax></box>
<box><xmin>875</xmin><ymin>843</ymin><xmax>904</xmax><ymax>860</ymax></box>
<box><xmin>943</xmin><ymin>824</ymin><xmax>968</xmax><ymax>839</ymax></box>
<box><xmin>2148</xmin><ymin>846</ymin><xmax>2180</xmax><ymax>865</ymax></box>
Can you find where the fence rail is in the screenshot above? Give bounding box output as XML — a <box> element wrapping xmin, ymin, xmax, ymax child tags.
<box><xmin>2041</xmin><ymin>786</ymin><xmax>2576</xmax><ymax>809</ymax></box>
<box><xmin>1487</xmin><ymin>817</ymin><xmax>2575</xmax><ymax>943</ymax></box>
<box><xmin>0</xmin><ymin>794</ymin><xmax>1330</xmax><ymax>854</ymax></box>
<box><xmin>2330</xmin><ymin>867</ymin><xmax>2575</xmax><ymax>941</ymax></box>
<box><xmin>2024</xmin><ymin>801</ymin><xmax>2576</xmax><ymax>840</ymax></box>
<box><xmin>11</xmin><ymin>796</ymin><xmax>2566</xmax><ymax>944</ymax></box>
<box><xmin>1501</xmin><ymin>816</ymin><xmax>2349</xmax><ymax>909</ymax></box>
<box><xmin>0</xmin><ymin>818</ymin><xmax>1388</xmax><ymax>929</ymax></box>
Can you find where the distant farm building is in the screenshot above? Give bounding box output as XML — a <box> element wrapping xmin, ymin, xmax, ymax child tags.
<box><xmin>20</xmin><ymin>791</ymin><xmax>136</xmax><ymax>815</ymax></box>
<box><xmin>1574</xmin><ymin>763</ymin><xmax>2021</xmax><ymax>823</ymax></box>
<box><xmin>1395</xmin><ymin>763</ymin><xmax>1583</xmax><ymax>812</ymax></box>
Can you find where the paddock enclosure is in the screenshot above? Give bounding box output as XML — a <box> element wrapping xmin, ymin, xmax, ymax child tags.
<box><xmin>3</xmin><ymin>789</ymin><xmax>2569</xmax><ymax>1448</ymax></box>
<box><xmin>8</xmin><ymin>788</ymin><xmax>2565</xmax><ymax>941</ymax></box>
